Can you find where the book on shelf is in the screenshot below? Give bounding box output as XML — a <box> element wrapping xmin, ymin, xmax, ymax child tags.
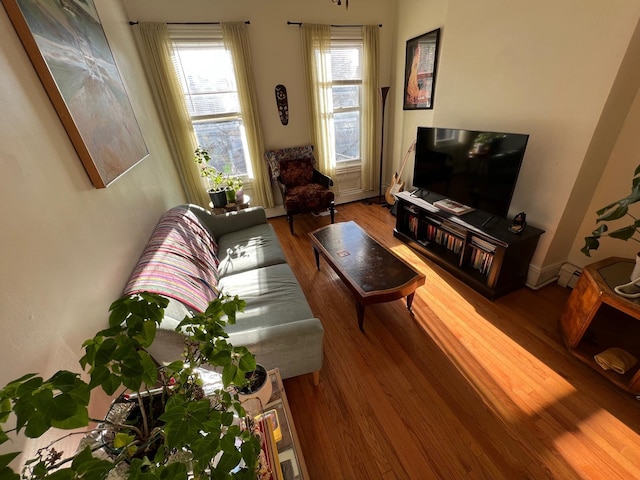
<box><xmin>469</xmin><ymin>248</ymin><xmax>494</xmax><ymax>275</ymax></box>
<box><xmin>256</xmin><ymin>415</ymin><xmax>284</xmax><ymax>480</ymax></box>
<box><xmin>470</xmin><ymin>235</ymin><xmax>496</xmax><ymax>252</ymax></box>
<box><xmin>256</xmin><ymin>409</ymin><xmax>282</xmax><ymax>443</ymax></box>
<box><xmin>433</xmin><ymin>199</ymin><xmax>474</xmax><ymax>215</ymax></box>
<box><xmin>431</xmin><ymin>227</ymin><xmax>463</xmax><ymax>254</ymax></box>
<box><xmin>408</xmin><ymin>214</ymin><xmax>419</xmax><ymax>236</ymax></box>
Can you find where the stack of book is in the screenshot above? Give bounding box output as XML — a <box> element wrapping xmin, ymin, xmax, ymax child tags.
<box><xmin>433</xmin><ymin>198</ymin><xmax>474</xmax><ymax>215</ymax></box>
<box><xmin>256</xmin><ymin>410</ymin><xmax>283</xmax><ymax>480</ymax></box>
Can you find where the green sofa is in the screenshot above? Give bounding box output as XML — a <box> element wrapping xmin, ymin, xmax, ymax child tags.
<box><xmin>124</xmin><ymin>204</ymin><xmax>324</xmax><ymax>383</ymax></box>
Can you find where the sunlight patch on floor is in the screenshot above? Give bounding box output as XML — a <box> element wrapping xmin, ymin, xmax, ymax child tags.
<box><xmin>415</xmin><ymin>288</ymin><xmax>580</xmax><ymax>422</ymax></box>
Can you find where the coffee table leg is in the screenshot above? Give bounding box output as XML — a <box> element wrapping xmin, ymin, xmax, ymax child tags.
<box><xmin>356</xmin><ymin>303</ymin><xmax>366</xmax><ymax>332</ymax></box>
<box><xmin>406</xmin><ymin>292</ymin><xmax>416</xmax><ymax>313</ymax></box>
<box><xmin>312</xmin><ymin>246</ymin><xmax>320</xmax><ymax>270</ymax></box>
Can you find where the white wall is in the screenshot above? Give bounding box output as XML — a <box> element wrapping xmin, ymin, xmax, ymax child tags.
<box><xmin>0</xmin><ymin>0</ymin><xmax>185</xmax><ymax>426</ymax></box>
<box><xmin>568</xmin><ymin>87</ymin><xmax>640</xmax><ymax>267</ymax></box>
<box><xmin>390</xmin><ymin>0</ymin><xmax>640</xmax><ymax>284</ymax></box>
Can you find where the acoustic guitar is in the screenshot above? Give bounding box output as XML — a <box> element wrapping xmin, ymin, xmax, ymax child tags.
<box><xmin>384</xmin><ymin>141</ymin><xmax>416</xmax><ymax>205</ymax></box>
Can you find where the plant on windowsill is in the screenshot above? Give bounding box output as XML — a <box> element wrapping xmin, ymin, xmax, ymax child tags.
<box><xmin>0</xmin><ymin>291</ymin><xmax>263</xmax><ymax>479</ymax></box>
<box><xmin>224</xmin><ymin>175</ymin><xmax>244</xmax><ymax>205</ymax></box>
<box><xmin>194</xmin><ymin>147</ymin><xmax>227</xmax><ymax>208</ymax></box>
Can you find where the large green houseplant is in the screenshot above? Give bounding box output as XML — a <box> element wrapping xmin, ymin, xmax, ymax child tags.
<box><xmin>0</xmin><ymin>292</ymin><xmax>262</xmax><ymax>479</ymax></box>
<box><xmin>582</xmin><ymin>164</ymin><xmax>640</xmax><ymax>256</ymax></box>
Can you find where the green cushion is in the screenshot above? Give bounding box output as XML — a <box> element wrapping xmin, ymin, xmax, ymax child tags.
<box><xmin>216</xmin><ymin>224</ymin><xmax>287</xmax><ymax>277</ymax></box>
<box><xmin>219</xmin><ymin>264</ymin><xmax>314</xmax><ymax>331</ymax></box>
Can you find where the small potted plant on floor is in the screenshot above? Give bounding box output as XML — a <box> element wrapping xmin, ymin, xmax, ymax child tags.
<box><xmin>194</xmin><ymin>147</ymin><xmax>227</xmax><ymax>208</ymax></box>
<box><xmin>0</xmin><ymin>292</ymin><xmax>263</xmax><ymax>479</ymax></box>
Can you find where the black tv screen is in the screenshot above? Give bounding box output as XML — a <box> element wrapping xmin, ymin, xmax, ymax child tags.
<box><xmin>412</xmin><ymin>127</ymin><xmax>529</xmax><ymax>217</ymax></box>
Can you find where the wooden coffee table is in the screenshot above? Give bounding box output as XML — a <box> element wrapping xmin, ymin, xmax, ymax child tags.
<box><xmin>309</xmin><ymin>221</ymin><xmax>426</xmax><ymax>331</ymax></box>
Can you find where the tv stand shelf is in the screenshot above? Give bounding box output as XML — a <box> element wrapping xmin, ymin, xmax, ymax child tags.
<box><xmin>393</xmin><ymin>191</ymin><xmax>544</xmax><ymax>299</ymax></box>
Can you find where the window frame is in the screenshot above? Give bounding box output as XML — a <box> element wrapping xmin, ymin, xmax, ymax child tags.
<box><xmin>169</xmin><ymin>31</ymin><xmax>251</xmax><ymax>179</ymax></box>
<box><xmin>329</xmin><ymin>36</ymin><xmax>364</xmax><ymax>170</ymax></box>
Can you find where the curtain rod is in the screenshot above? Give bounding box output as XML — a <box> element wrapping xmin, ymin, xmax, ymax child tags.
<box><xmin>287</xmin><ymin>21</ymin><xmax>382</xmax><ymax>27</ymax></box>
<box><xmin>129</xmin><ymin>21</ymin><xmax>250</xmax><ymax>26</ymax></box>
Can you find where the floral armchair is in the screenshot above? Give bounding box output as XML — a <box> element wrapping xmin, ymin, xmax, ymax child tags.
<box><xmin>264</xmin><ymin>145</ymin><xmax>335</xmax><ymax>234</ymax></box>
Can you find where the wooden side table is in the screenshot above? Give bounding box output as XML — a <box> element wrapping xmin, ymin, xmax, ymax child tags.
<box><xmin>560</xmin><ymin>256</ymin><xmax>640</xmax><ymax>394</ymax></box>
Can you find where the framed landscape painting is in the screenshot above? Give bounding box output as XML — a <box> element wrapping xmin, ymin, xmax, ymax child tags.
<box><xmin>1</xmin><ymin>0</ymin><xmax>148</xmax><ymax>188</ymax></box>
<box><xmin>403</xmin><ymin>28</ymin><xmax>441</xmax><ymax>110</ymax></box>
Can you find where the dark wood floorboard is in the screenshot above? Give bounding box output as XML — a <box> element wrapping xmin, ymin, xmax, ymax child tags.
<box><xmin>269</xmin><ymin>201</ymin><xmax>640</xmax><ymax>480</ymax></box>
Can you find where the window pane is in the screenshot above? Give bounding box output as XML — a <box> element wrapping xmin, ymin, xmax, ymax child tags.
<box><xmin>331</xmin><ymin>45</ymin><xmax>362</xmax><ymax>80</ymax></box>
<box><xmin>193</xmin><ymin>121</ymin><xmax>248</xmax><ymax>176</ymax></box>
<box><xmin>334</xmin><ymin>111</ymin><xmax>360</xmax><ymax>162</ymax></box>
<box><xmin>173</xmin><ymin>43</ymin><xmax>240</xmax><ymax>115</ymax></box>
<box><xmin>332</xmin><ymin>85</ymin><xmax>360</xmax><ymax>110</ymax></box>
<box><xmin>172</xmin><ymin>38</ymin><xmax>250</xmax><ymax>177</ymax></box>
<box><xmin>187</xmin><ymin>92</ymin><xmax>240</xmax><ymax>118</ymax></box>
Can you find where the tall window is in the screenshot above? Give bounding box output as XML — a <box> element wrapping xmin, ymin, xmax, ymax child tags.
<box><xmin>302</xmin><ymin>24</ymin><xmax>378</xmax><ymax>189</ymax></box>
<box><xmin>171</xmin><ymin>37</ymin><xmax>251</xmax><ymax>178</ymax></box>
<box><xmin>330</xmin><ymin>40</ymin><xmax>363</xmax><ymax>166</ymax></box>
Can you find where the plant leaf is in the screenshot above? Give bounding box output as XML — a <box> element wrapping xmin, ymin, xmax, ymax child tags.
<box><xmin>0</xmin><ymin>466</ymin><xmax>20</xmax><ymax>480</ymax></box>
<box><xmin>608</xmin><ymin>225</ymin><xmax>637</xmax><ymax>240</ymax></box>
<box><xmin>596</xmin><ymin>203</ymin><xmax>628</xmax><ymax>222</ymax></box>
<box><xmin>0</xmin><ymin>452</ymin><xmax>19</xmax><ymax>470</ymax></box>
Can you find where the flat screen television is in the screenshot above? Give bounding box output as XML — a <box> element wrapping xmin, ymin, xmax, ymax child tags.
<box><xmin>412</xmin><ymin>126</ymin><xmax>529</xmax><ymax>217</ymax></box>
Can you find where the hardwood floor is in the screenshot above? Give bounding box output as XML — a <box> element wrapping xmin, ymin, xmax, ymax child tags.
<box><xmin>269</xmin><ymin>201</ymin><xmax>640</xmax><ymax>480</ymax></box>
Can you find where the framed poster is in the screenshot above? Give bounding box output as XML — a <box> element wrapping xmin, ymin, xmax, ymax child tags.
<box><xmin>403</xmin><ymin>28</ymin><xmax>441</xmax><ymax>110</ymax></box>
<box><xmin>1</xmin><ymin>0</ymin><xmax>149</xmax><ymax>188</ymax></box>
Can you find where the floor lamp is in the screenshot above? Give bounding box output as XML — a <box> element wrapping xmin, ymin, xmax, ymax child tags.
<box><xmin>373</xmin><ymin>86</ymin><xmax>390</xmax><ymax>205</ymax></box>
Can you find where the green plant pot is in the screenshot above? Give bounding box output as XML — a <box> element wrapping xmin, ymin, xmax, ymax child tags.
<box><xmin>225</xmin><ymin>189</ymin><xmax>236</xmax><ymax>204</ymax></box>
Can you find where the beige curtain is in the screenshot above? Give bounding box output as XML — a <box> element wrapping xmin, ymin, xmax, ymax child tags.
<box><xmin>361</xmin><ymin>25</ymin><xmax>380</xmax><ymax>192</ymax></box>
<box><xmin>134</xmin><ymin>23</ymin><xmax>209</xmax><ymax>207</ymax></box>
<box><xmin>301</xmin><ymin>24</ymin><xmax>336</xmax><ymax>181</ymax></box>
<box><xmin>222</xmin><ymin>23</ymin><xmax>273</xmax><ymax>208</ymax></box>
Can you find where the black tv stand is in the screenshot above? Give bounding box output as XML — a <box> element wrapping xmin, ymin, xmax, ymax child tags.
<box><xmin>393</xmin><ymin>191</ymin><xmax>544</xmax><ymax>299</ymax></box>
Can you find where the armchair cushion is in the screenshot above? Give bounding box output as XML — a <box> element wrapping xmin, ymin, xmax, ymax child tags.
<box><xmin>264</xmin><ymin>145</ymin><xmax>315</xmax><ymax>180</ymax></box>
<box><xmin>284</xmin><ymin>184</ymin><xmax>335</xmax><ymax>213</ymax></box>
<box><xmin>279</xmin><ymin>158</ymin><xmax>314</xmax><ymax>187</ymax></box>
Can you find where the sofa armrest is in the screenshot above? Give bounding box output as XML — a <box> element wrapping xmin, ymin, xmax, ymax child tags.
<box><xmin>148</xmin><ymin>317</ymin><xmax>324</xmax><ymax>381</ymax></box>
<box><xmin>226</xmin><ymin>318</ymin><xmax>324</xmax><ymax>380</ymax></box>
<box><xmin>185</xmin><ymin>205</ymin><xmax>268</xmax><ymax>239</ymax></box>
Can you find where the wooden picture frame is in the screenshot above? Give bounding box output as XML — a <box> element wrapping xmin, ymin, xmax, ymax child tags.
<box><xmin>1</xmin><ymin>0</ymin><xmax>148</xmax><ymax>188</ymax></box>
<box><xmin>403</xmin><ymin>28</ymin><xmax>441</xmax><ymax>110</ymax></box>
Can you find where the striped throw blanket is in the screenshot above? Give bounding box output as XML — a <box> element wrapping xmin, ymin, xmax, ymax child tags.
<box><xmin>124</xmin><ymin>207</ymin><xmax>220</xmax><ymax>312</ymax></box>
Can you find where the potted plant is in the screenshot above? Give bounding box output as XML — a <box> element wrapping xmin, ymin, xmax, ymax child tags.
<box><xmin>237</xmin><ymin>364</ymin><xmax>272</xmax><ymax>409</ymax></box>
<box><xmin>581</xmin><ymin>164</ymin><xmax>640</xmax><ymax>296</ymax></box>
<box><xmin>0</xmin><ymin>291</ymin><xmax>264</xmax><ymax>479</ymax></box>
<box><xmin>194</xmin><ymin>147</ymin><xmax>227</xmax><ymax>208</ymax></box>
<box><xmin>225</xmin><ymin>175</ymin><xmax>244</xmax><ymax>205</ymax></box>
<box><xmin>581</xmin><ymin>164</ymin><xmax>640</xmax><ymax>257</ymax></box>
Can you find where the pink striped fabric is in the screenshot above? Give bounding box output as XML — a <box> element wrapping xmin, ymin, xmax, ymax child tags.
<box><xmin>124</xmin><ymin>207</ymin><xmax>220</xmax><ymax>312</ymax></box>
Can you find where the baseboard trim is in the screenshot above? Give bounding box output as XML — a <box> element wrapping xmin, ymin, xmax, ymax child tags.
<box><xmin>526</xmin><ymin>261</ymin><xmax>564</xmax><ymax>290</ymax></box>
